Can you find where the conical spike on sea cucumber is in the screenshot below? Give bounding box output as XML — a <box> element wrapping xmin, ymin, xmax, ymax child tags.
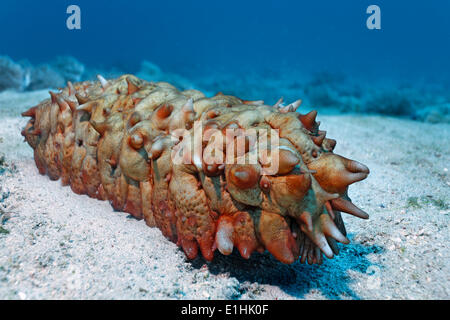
<box><xmin>97</xmin><ymin>74</ymin><xmax>109</xmax><ymax>89</ymax></box>
<box><xmin>277</xmin><ymin>148</ymin><xmax>300</xmax><ymax>174</ymax></box>
<box><xmin>215</xmin><ymin>216</ymin><xmax>234</xmax><ymax>255</ymax></box>
<box><xmin>229</xmin><ymin>165</ymin><xmax>259</xmax><ymax>189</ymax></box>
<box><xmin>324</xmin><ymin>138</ymin><xmax>337</xmax><ymax>151</ymax></box>
<box><xmin>21</xmin><ymin>106</ymin><xmax>37</xmax><ymax>118</ymax></box>
<box><xmin>331</xmin><ymin>198</ymin><xmax>369</xmax><ymax>219</ymax></box>
<box><xmin>67</xmin><ymin>81</ymin><xmax>75</xmax><ymax>96</ymax></box>
<box><xmin>325</xmin><ymin>200</ymin><xmax>335</xmax><ymax>220</ymax></box>
<box><xmin>299</xmin><ymin>110</ymin><xmax>317</xmax><ymax>131</ymax></box>
<box><xmin>300</xmin><ymin>222</ymin><xmax>334</xmax><ymax>259</ymax></box>
<box><xmin>291</xmin><ymin>99</ymin><xmax>302</xmax><ymax>110</ymax></box>
<box><xmin>126</xmin><ymin>77</ymin><xmax>139</xmax><ymax>95</ymax></box>
<box><xmin>181</xmin><ymin>98</ymin><xmax>195</xmax><ymax>113</ymax></box>
<box><xmin>156</xmin><ymin>104</ymin><xmax>173</xmax><ymax>119</ymax></box>
<box><xmin>259</xmin><ymin>211</ymin><xmax>297</xmax><ymax>264</ymax></box>
<box><xmin>148</xmin><ymin>138</ymin><xmax>165</xmax><ymax>159</ymax></box>
<box><xmin>129</xmin><ymin>132</ymin><xmax>144</xmax><ymax>149</ymax></box>
<box><xmin>298</xmin><ymin>211</ymin><xmax>313</xmax><ymax>233</ymax></box>
<box><xmin>180</xmin><ymin>238</ymin><xmax>199</xmax><ymax>260</ymax></box>
<box><xmin>242</xmin><ymin>100</ymin><xmax>264</xmax><ymax>105</ymax></box>
<box><xmin>344</xmin><ymin>158</ymin><xmax>370</xmax><ymax>174</ymax></box>
<box><xmin>280</xmin><ymin>104</ymin><xmax>295</xmax><ymax>113</ymax></box>
<box><xmin>273</xmin><ymin>97</ymin><xmax>284</xmax><ymax>108</ymax></box>
<box><xmin>320</xmin><ymin>213</ymin><xmax>349</xmax><ymax>244</ymax></box>
<box><xmin>49</xmin><ymin>91</ymin><xmax>58</xmax><ymax>104</ymax></box>
<box><xmin>313</xmin><ymin>132</ymin><xmax>326</xmax><ymax>146</ymax></box>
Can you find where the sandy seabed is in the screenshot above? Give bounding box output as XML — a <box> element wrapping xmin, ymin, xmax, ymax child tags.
<box><xmin>0</xmin><ymin>90</ymin><xmax>448</xmax><ymax>300</ymax></box>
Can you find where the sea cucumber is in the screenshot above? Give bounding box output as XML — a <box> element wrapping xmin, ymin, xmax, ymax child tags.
<box><xmin>21</xmin><ymin>74</ymin><xmax>370</xmax><ymax>264</ymax></box>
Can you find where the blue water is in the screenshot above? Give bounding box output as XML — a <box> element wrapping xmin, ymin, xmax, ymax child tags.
<box><xmin>0</xmin><ymin>0</ymin><xmax>449</xmax><ymax>121</ymax></box>
<box><xmin>1</xmin><ymin>0</ymin><xmax>449</xmax><ymax>81</ymax></box>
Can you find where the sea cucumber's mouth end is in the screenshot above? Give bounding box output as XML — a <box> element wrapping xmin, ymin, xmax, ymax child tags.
<box><xmin>347</xmin><ymin>160</ymin><xmax>370</xmax><ymax>175</ymax></box>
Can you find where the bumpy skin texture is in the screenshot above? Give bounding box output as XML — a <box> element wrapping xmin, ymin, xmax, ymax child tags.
<box><xmin>21</xmin><ymin>74</ymin><xmax>370</xmax><ymax>265</ymax></box>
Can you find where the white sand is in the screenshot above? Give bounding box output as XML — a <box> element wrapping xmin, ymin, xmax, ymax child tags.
<box><xmin>0</xmin><ymin>90</ymin><xmax>449</xmax><ymax>299</ymax></box>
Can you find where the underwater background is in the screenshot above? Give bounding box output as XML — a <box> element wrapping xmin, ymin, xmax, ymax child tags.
<box><xmin>1</xmin><ymin>0</ymin><xmax>449</xmax><ymax>122</ymax></box>
<box><xmin>0</xmin><ymin>1</ymin><xmax>449</xmax><ymax>300</ymax></box>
